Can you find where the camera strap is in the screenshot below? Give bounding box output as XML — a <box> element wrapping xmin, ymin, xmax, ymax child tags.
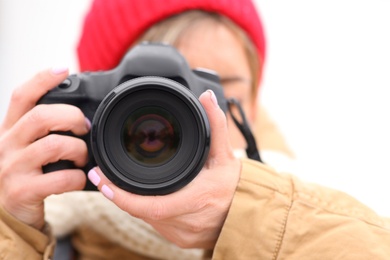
<box><xmin>227</xmin><ymin>98</ymin><xmax>262</xmax><ymax>163</ymax></box>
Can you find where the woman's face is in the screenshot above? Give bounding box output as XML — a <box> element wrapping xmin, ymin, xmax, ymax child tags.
<box><xmin>176</xmin><ymin>22</ymin><xmax>255</xmax><ymax>150</ymax></box>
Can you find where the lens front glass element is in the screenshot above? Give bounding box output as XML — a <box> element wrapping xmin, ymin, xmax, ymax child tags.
<box><xmin>93</xmin><ymin>77</ymin><xmax>210</xmax><ymax>195</ymax></box>
<box><xmin>122</xmin><ymin>107</ymin><xmax>180</xmax><ymax>166</ymax></box>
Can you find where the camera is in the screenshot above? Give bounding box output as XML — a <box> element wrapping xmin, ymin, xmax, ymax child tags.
<box><xmin>39</xmin><ymin>43</ymin><xmax>227</xmax><ymax>195</ymax></box>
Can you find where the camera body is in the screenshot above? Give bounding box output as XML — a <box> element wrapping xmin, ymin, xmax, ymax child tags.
<box><xmin>39</xmin><ymin>43</ymin><xmax>227</xmax><ymax>195</ymax></box>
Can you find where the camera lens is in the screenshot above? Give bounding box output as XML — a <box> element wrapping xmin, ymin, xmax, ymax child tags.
<box><xmin>122</xmin><ymin>107</ymin><xmax>180</xmax><ymax>166</ymax></box>
<box><xmin>91</xmin><ymin>76</ymin><xmax>210</xmax><ymax>195</ymax></box>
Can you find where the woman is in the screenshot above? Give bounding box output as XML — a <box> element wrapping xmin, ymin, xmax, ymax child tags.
<box><xmin>1</xmin><ymin>0</ymin><xmax>389</xmax><ymax>259</ymax></box>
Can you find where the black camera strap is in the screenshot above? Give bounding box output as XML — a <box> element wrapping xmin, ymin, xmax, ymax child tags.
<box><xmin>227</xmin><ymin>98</ymin><xmax>262</xmax><ymax>163</ymax></box>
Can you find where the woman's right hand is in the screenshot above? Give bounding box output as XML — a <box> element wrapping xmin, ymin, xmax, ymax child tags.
<box><xmin>0</xmin><ymin>68</ymin><xmax>90</xmax><ymax>230</ymax></box>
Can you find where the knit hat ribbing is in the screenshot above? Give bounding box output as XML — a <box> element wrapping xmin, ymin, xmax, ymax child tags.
<box><xmin>77</xmin><ymin>0</ymin><xmax>266</xmax><ymax>72</ymax></box>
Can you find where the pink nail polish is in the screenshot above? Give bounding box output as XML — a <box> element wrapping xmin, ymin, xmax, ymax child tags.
<box><xmin>208</xmin><ymin>90</ymin><xmax>219</xmax><ymax>108</ymax></box>
<box><xmin>51</xmin><ymin>66</ymin><xmax>68</xmax><ymax>75</ymax></box>
<box><xmin>88</xmin><ymin>169</ymin><xmax>101</xmax><ymax>186</ymax></box>
<box><xmin>102</xmin><ymin>185</ymin><xmax>114</xmax><ymax>200</ymax></box>
<box><xmin>85</xmin><ymin>117</ymin><xmax>92</xmax><ymax>131</ymax></box>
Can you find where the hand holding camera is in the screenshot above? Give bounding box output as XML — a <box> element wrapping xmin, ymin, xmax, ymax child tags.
<box><xmin>0</xmin><ymin>45</ymin><xmax>240</xmax><ymax>244</ymax></box>
<box><xmin>88</xmin><ymin>89</ymin><xmax>241</xmax><ymax>249</ymax></box>
<box><xmin>0</xmin><ymin>67</ymin><xmax>89</xmax><ymax>230</ymax></box>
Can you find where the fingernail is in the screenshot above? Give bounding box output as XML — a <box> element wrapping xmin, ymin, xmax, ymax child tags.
<box><xmin>208</xmin><ymin>90</ymin><xmax>219</xmax><ymax>108</ymax></box>
<box><xmin>87</xmin><ymin>169</ymin><xmax>101</xmax><ymax>186</ymax></box>
<box><xmin>85</xmin><ymin>117</ymin><xmax>91</xmax><ymax>131</ymax></box>
<box><xmin>51</xmin><ymin>66</ymin><xmax>68</xmax><ymax>75</ymax></box>
<box><xmin>102</xmin><ymin>185</ymin><xmax>114</xmax><ymax>200</ymax></box>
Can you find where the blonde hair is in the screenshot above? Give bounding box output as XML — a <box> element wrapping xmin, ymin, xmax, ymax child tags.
<box><xmin>135</xmin><ymin>10</ymin><xmax>261</xmax><ymax>101</ymax></box>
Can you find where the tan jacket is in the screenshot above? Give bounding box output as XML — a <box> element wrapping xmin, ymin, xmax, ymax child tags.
<box><xmin>1</xmin><ymin>108</ymin><xmax>390</xmax><ymax>259</ymax></box>
<box><xmin>1</xmin><ymin>158</ymin><xmax>390</xmax><ymax>259</ymax></box>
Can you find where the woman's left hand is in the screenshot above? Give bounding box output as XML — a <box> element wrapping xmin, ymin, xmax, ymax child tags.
<box><xmin>88</xmin><ymin>90</ymin><xmax>241</xmax><ymax>249</ymax></box>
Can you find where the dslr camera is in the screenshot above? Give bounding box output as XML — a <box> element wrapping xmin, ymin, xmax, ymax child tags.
<box><xmin>39</xmin><ymin>43</ymin><xmax>227</xmax><ymax>195</ymax></box>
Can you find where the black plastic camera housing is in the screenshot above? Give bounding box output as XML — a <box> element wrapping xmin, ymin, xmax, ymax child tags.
<box><xmin>39</xmin><ymin>43</ymin><xmax>227</xmax><ymax>195</ymax></box>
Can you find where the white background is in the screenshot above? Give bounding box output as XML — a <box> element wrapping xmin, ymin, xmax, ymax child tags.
<box><xmin>1</xmin><ymin>0</ymin><xmax>390</xmax><ymax>216</ymax></box>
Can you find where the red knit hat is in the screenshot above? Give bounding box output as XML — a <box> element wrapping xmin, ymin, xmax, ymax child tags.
<box><xmin>77</xmin><ymin>0</ymin><xmax>266</xmax><ymax>73</ymax></box>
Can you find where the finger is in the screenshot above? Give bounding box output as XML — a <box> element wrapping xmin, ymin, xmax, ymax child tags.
<box><xmin>19</xmin><ymin>134</ymin><xmax>88</xmax><ymax>171</ymax></box>
<box><xmin>2</xmin><ymin>67</ymin><xmax>69</xmax><ymax>130</ymax></box>
<box><xmin>7</xmin><ymin>104</ymin><xmax>90</xmax><ymax>147</ymax></box>
<box><xmin>29</xmin><ymin>169</ymin><xmax>86</xmax><ymax>200</ymax></box>
<box><xmin>199</xmin><ymin>90</ymin><xmax>234</xmax><ymax>160</ymax></box>
<box><xmin>87</xmin><ymin>167</ymin><xmax>194</xmax><ymax>220</ymax></box>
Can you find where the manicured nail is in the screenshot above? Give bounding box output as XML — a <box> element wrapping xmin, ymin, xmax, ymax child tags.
<box><xmin>85</xmin><ymin>117</ymin><xmax>91</xmax><ymax>131</ymax></box>
<box><xmin>51</xmin><ymin>66</ymin><xmax>68</xmax><ymax>75</ymax></box>
<box><xmin>87</xmin><ymin>169</ymin><xmax>101</xmax><ymax>186</ymax></box>
<box><xmin>102</xmin><ymin>185</ymin><xmax>114</xmax><ymax>200</ymax></box>
<box><xmin>208</xmin><ymin>90</ymin><xmax>219</xmax><ymax>108</ymax></box>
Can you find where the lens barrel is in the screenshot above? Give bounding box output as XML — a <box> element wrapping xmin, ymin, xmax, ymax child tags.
<box><xmin>91</xmin><ymin>77</ymin><xmax>210</xmax><ymax>195</ymax></box>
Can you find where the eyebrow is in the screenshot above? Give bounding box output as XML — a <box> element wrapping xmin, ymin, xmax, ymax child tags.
<box><xmin>219</xmin><ymin>76</ymin><xmax>252</xmax><ymax>85</ymax></box>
